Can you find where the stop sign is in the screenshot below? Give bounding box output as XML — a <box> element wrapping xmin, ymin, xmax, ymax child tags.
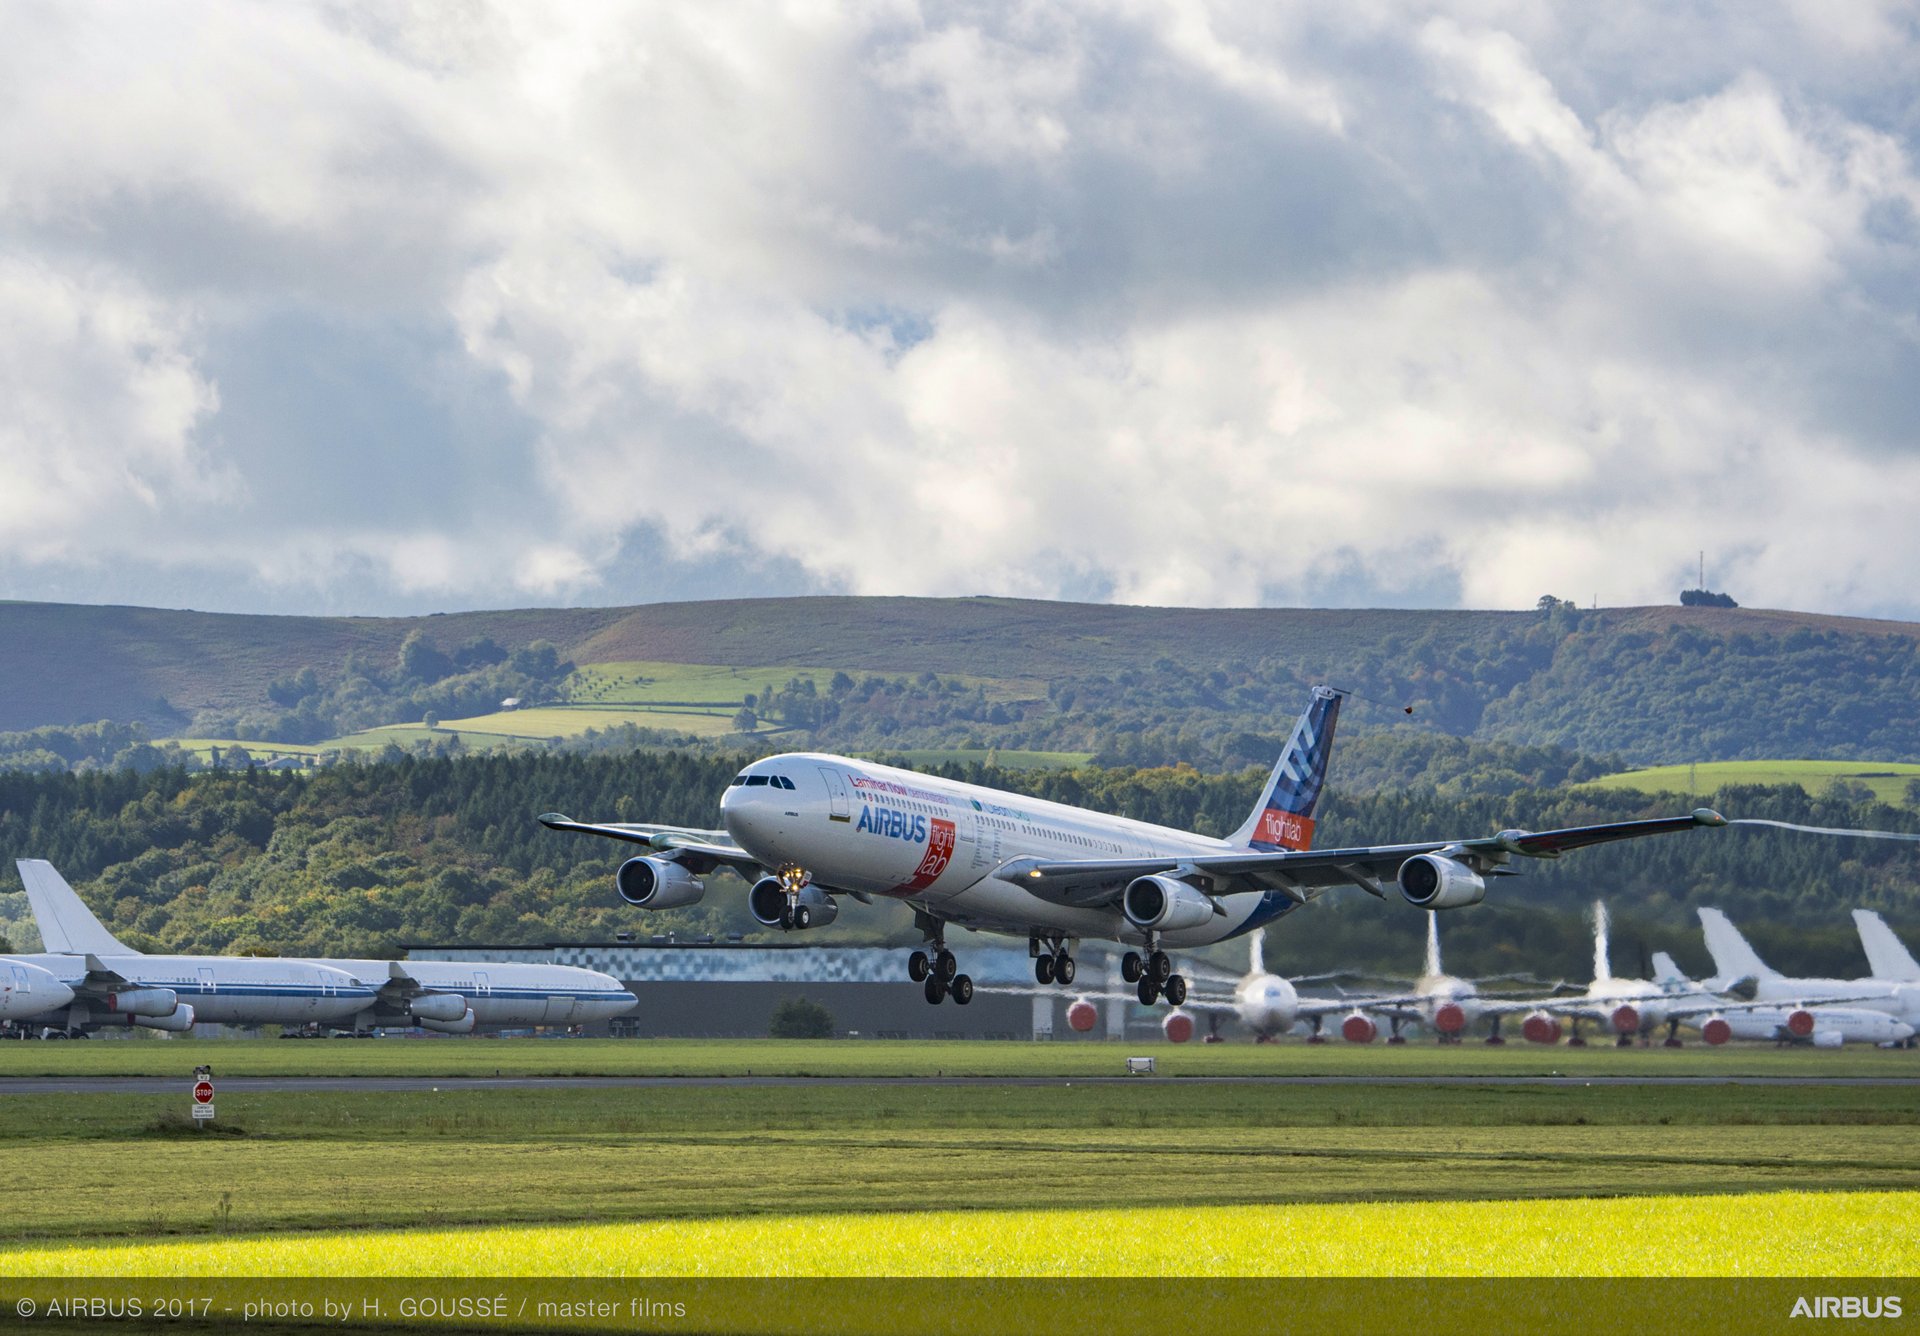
<box><xmin>193</xmin><ymin>1080</ymin><xmax>214</xmax><ymax>1104</ymax></box>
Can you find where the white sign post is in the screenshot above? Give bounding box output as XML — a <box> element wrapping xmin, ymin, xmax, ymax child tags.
<box><xmin>192</xmin><ymin>1072</ymin><xmax>215</xmax><ymax>1122</ymax></box>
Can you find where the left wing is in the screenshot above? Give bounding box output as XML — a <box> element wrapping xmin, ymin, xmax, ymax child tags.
<box><xmin>999</xmin><ymin>809</ymin><xmax>1728</xmax><ymax>906</ymax></box>
<box><xmin>537</xmin><ymin>814</ymin><xmax>767</xmax><ymax>878</ymax></box>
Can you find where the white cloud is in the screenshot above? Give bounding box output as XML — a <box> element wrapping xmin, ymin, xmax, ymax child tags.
<box><xmin>1</xmin><ymin>1</ymin><xmax>1918</xmax><ymax>619</ymax></box>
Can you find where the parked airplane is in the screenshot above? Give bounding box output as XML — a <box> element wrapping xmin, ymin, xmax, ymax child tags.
<box><xmin>1852</xmin><ymin>909</ymin><xmax>1920</xmax><ymax>984</ymax></box>
<box><xmin>1649</xmin><ymin>952</ymin><xmax>1912</xmax><ymax>1048</ymax></box>
<box><xmin>544</xmin><ymin>687</ymin><xmax>1725</xmax><ymax>1007</ymax></box>
<box><xmin>1322</xmin><ymin>912</ymin><xmax>1537</xmax><ymax>1043</ymax></box>
<box><xmin>1699</xmin><ymin>906</ymin><xmax>1920</xmax><ymax>1029</ymax></box>
<box><xmin>16</xmin><ymin>860</ymin><xmax>635</xmax><ymax>1034</ymax></box>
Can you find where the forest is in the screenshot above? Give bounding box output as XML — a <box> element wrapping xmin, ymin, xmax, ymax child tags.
<box><xmin>1</xmin><ymin>750</ymin><xmax>1914</xmax><ymax>983</ymax></box>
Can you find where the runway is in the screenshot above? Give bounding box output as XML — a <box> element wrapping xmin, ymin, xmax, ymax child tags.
<box><xmin>4</xmin><ymin>1073</ymin><xmax>1919</xmax><ymax>1094</ymax></box>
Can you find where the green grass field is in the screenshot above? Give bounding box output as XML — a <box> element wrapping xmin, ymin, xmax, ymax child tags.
<box><xmin>3</xmin><ymin>1037</ymin><xmax>1916</xmax><ymax>1079</ymax></box>
<box><xmin>7</xmin><ymin>1191</ymin><xmax>1910</xmax><ymax>1278</ymax></box>
<box><xmin>1586</xmin><ymin>759</ymin><xmax>1920</xmax><ymax>805</ymax></box>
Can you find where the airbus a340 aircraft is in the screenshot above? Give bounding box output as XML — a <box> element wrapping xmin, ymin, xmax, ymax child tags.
<box><xmin>13</xmin><ymin>860</ymin><xmax>635</xmax><ymax>1035</ymax></box>
<box><xmin>544</xmin><ymin>687</ymin><xmax>1726</xmax><ymax>1007</ymax></box>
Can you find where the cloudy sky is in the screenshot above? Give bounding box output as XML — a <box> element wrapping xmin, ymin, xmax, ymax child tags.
<box><xmin>4</xmin><ymin>2</ymin><xmax>1918</xmax><ymax>618</ymax></box>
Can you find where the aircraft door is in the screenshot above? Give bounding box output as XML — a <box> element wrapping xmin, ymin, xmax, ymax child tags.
<box><xmin>475</xmin><ymin>971</ymin><xmax>493</xmax><ymax>996</ymax></box>
<box><xmin>818</xmin><ymin>767</ymin><xmax>851</xmax><ymax>820</ymax></box>
<box><xmin>196</xmin><ymin>967</ymin><xmax>215</xmax><ymax>995</ymax></box>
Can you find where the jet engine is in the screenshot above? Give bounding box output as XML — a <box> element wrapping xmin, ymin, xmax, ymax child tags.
<box><xmin>104</xmin><ymin>988</ymin><xmax>180</xmax><ymax>1018</ymax></box>
<box><xmin>1610</xmin><ymin>1004</ymin><xmax>1641</xmax><ymax>1035</ymax></box>
<box><xmin>616</xmin><ymin>856</ymin><xmax>705</xmax><ymax>909</ymax></box>
<box><xmin>1396</xmin><ymin>855</ymin><xmax>1486</xmax><ymax>910</ymax></box>
<box><xmin>1162</xmin><ymin>1009</ymin><xmax>1195</xmax><ymax>1043</ymax></box>
<box><xmin>1811</xmin><ymin>1029</ymin><xmax>1844</xmax><ymax>1049</ymax></box>
<box><xmin>1785</xmin><ymin>1008</ymin><xmax>1816</xmax><ymax>1038</ymax></box>
<box><xmin>1122</xmin><ymin>876</ymin><xmax>1215</xmax><ymax>933</ymax></box>
<box><xmin>420</xmin><ymin>1008</ymin><xmax>477</xmax><ymax>1034</ymax></box>
<box><xmin>1341</xmin><ymin>1011</ymin><xmax>1378</xmax><ymax>1044</ymax></box>
<box><xmin>1521</xmin><ymin>1011</ymin><xmax>1562</xmax><ymax>1045</ymax></box>
<box><xmin>1066</xmin><ymin>999</ymin><xmax>1098</xmax><ymax>1033</ymax></box>
<box><xmin>134</xmin><ymin>1004</ymin><xmax>194</xmax><ymax>1032</ymax></box>
<box><xmin>1431</xmin><ymin>1002</ymin><xmax>1468</xmax><ymax>1035</ymax></box>
<box><xmin>408</xmin><ymin>993</ymin><xmax>468</xmax><ymax>1024</ymax></box>
<box><xmin>748</xmin><ymin>878</ymin><xmax>839</xmax><ymax>930</ymax></box>
<box><xmin>1701</xmin><ymin>1016</ymin><xmax>1732</xmax><ymax>1045</ymax></box>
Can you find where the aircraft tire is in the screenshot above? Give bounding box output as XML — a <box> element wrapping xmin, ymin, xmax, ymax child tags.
<box><xmin>1165</xmin><ymin>974</ymin><xmax>1188</xmax><ymax>1006</ymax></box>
<box><xmin>1055</xmin><ymin>954</ymin><xmax>1076</xmax><ymax>986</ymax></box>
<box><xmin>924</xmin><ymin>978</ymin><xmax>947</xmax><ymax>1005</ymax></box>
<box><xmin>1121</xmin><ymin>952</ymin><xmax>1143</xmax><ymax>983</ymax></box>
<box><xmin>952</xmin><ymin>974</ymin><xmax>974</xmax><ymax>1006</ymax></box>
<box><xmin>1136</xmin><ymin>977</ymin><xmax>1158</xmax><ymax>1006</ymax></box>
<box><xmin>1150</xmin><ymin>951</ymin><xmax>1173</xmax><ymax>983</ymax></box>
<box><xmin>1035</xmin><ymin>955</ymin><xmax>1054</xmax><ymax>985</ymax></box>
<box><xmin>793</xmin><ymin>905</ymin><xmax>811</xmax><ymax>929</ymax></box>
<box><xmin>908</xmin><ymin>951</ymin><xmax>930</xmax><ymax>982</ymax></box>
<box><xmin>936</xmin><ymin>951</ymin><xmax>959</xmax><ymax>982</ymax></box>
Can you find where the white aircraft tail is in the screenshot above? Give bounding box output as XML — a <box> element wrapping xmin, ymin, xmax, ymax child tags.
<box><xmin>1249</xmin><ymin>928</ymin><xmax>1266</xmax><ymax>976</ymax></box>
<box><xmin>1697</xmin><ymin>907</ymin><xmax>1777</xmax><ymax>986</ymax></box>
<box><xmin>1650</xmin><ymin>951</ymin><xmax>1690</xmax><ymax>987</ymax></box>
<box><xmin>15</xmin><ymin>860</ymin><xmax>138</xmax><ymax>956</ymax></box>
<box><xmin>1852</xmin><ymin>909</ymin><xmax>1920</xmax><ymax>982</ymax></box>
<box><xmin>1591</xmin><ymin>900</ymin><xmax>1612</xmax><ymax>983</ymax></box>
<box><xmin>1424</xmin><ymin>912</ymin><xmax>1442</xmax><ymax>980</ymax></box>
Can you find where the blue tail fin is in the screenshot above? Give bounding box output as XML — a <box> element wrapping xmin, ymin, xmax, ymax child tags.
<box><xmin>1232</xmin><ymin>686</ymin><xmax>1341</xmax><ymax>851</ymax></box>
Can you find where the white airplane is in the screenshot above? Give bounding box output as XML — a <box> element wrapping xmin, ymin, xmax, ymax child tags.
<box><xmin>543</xmin><ymin>686</ymin><xmax>1725</xmax><ymax>1008</ymax></box>
<box><xmin>15</xmin><ymin>860</ymin><xmax>635</xmax><ymax>1034</ymax></box>
<box><xmin>1649</xmin><ymin>952</ymin><xmax>1912</xmax><ymax>1048</ymax></box>
<box><xmin>1320</xmin><ymin>912</ymin><xmax>1538</xmax><ymax>1044</ymax></box>
<box><xmin>1699</xmin><ymin>906</ymin><xmax>1920</xmax><ymax>1030</ymax></box>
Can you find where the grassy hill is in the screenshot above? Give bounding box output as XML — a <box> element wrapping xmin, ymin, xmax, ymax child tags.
<box><xmin>5</xmin><ymin>597</ymin><xmax>1920</xmax><ymax>768</ymax></box>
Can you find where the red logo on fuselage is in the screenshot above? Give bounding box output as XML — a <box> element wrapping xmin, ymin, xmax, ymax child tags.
<box><xmin>885</xmin><ymin>818</ymin><xmax>956</xmax><ymax>896</ymax></box>
<box><xmin>1253</xmin><ymin>810</ymin><xmax>1314</xmax><ymax>850</ymax></box>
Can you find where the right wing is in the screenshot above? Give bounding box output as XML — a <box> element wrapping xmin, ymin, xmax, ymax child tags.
<box><xmin>537</xmin><ymin>814</ymin><xmax>768</xmax><ymax>878</ymax></box>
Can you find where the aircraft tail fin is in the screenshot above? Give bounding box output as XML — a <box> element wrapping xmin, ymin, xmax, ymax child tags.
<box><xmin>15</xmin><ymin>860</ymin><xmax>137</xmax><ymax>956</ymax></box>
<box><xmin>1424</xmin><ymin>912</ymin><xmax>1442</xmax><ymax>980</ymax></box>
<box><xmin>1852</xmin><ymin>909</ymin><xmax>1920</xmax><ymax>982</ymax></box>
<box><xmin>1249</xmin><ymin>928</ymin><xmax>1266</xmax><ymax>976</ymax></box>
<box><xmin>1231</xmin><ymin>686</ymin><xmax>1341</xmax><ymax>851</ymax></box>
<box><xmin>1591</xmin><ymin>900</ymin><xmax>1612</xmax><ymax>983</ymax></box>
<box><xmin>1697</xmin><ymin>907</ymin><xmax>1777</xmax><ymax>986</ymax></box>
<box><xmin>1650</xmin><ymin>951</ymin><xmax>1690</xmax><ymax>987</ymax></box>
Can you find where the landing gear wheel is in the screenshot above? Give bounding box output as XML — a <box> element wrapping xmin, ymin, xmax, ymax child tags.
<box><xmin>792</xmin><ymin>904</ymin><xmax>811</xmax><ymax>930</ymax></box>
<box><xmin>1136</xmin><ymin>977</ymin><xmax>1159</xmax><ymax>1006</ymax></box>
<box><xmin>951</xmin><ymin>975</ymin><xmax>974</xmax><ymax>1006</ymax></box>
<box><xmin>908</xmin><ymin>951</ymin><xmax>930</xmax><ymax>982</ymax></box>
<box><xmin>1054</xmin><ymin>954</ymin><xmax>1076</xmax><ymax>986</ymax></box>
<box><xmin>924</xmin><ymin>977</ymin><xmax>947</xmax><ymax>1005</ymax></box>
<box><xmin>936</xmin><ymin>950</ymin><xmax>958</xmax><ymax>982</ymax></box>
<box><xmin>1035</xmin><ymin>955</ymin><xmax>1055</xmax><ymax>985</ymax></box>
<box><xmin>1150</xmin><ymin>951</ymin><xmax>1173</xmax><ymax>983</ymax></box>
<box><xmin>1165</xmin><ymin>974</ymin><xmax>1188</xmax><ymax>1006</ymax></box>
<box><xmin>1121</xmin><ymin>951</ymin><xmax>1144</xmax><ymax>983</ymax></box>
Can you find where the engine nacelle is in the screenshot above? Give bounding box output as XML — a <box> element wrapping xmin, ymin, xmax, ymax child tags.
<box><xmin>134</xmin><ymin>1004</ymin><xmax>195</xmax><ymax>1032</ymax></box>
<box><xmin>408</xmin><ymin>993</ymin><xmax>468</xmax><ymax>1024</ymax></box>
<box><xmin>748</xmin><ymin>878</ymin><xmax>839</xmax><ymax>930</ymax></box>
<box><xmin>616</xmin><ymin>856</ymin><xmax>705</xmax><ymax>909</ymax></box>
<box><xmin>1066</xmin><ymin>999</ymin><xmax>1098</xmax><ymax>1033</ymax></box>
<box><xmin>1396</xmin><ymin>855</ymin><xmax>1486</xmax><ymax>910</ymax></box>
<box><xmin>1521</xmin><ymin>1011</ymin><xmax>1562</xmax><ymax>1045</ymax></box>
<box><xmin>1341</xmin><ymin>1011</ymin><xmax>1378</xmax><ymax>1044</ymax></box>
<box><xmin>419</xmin><ymin>1008</ymin><xmax>476</xmax><ymax>1034</ymax></box>
<box><xmin>1431</xmin><ymin>1001</ymin><xmax>1468</xmax><ymax>1035</ymax></box>
<box><xmin>1785</xmin><ymin>1008</ymin><xmax>1816</xmax><ymax>1038</ymax></box>
<box><xmin>105</xmin><ymin>988</ymin><xmax>180</xmax><ymax>1018</ymax></box>
<box><xmin>1163</xmin><ymin>1010</ymin><xmax>1195</xmax><ymax>1043</ymax></box>
<box><xmin>1610</xmin><ymin>1004</ymin><xmax>1641</xmax><ymax>1035</ymax></box>
<box><xmin>1701</xmin><ymin>1016</ymin><xmax>1732</xmax><ymax>1045</ymax></box>
<box><xmin>1811</xmin><ymin>1028</ymin><xmax>1843</xmax><ymax>1049</ymax></box>
<box><xmin>1122</xmin><ymin>876</ymin><xmax>1215</xmax><ymax>933</ymax></box>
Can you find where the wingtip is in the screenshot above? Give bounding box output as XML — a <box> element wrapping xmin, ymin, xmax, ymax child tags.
<box><xmin>1692</xmin><ymin>808</ymin><xmax>1728</xmax><ymax>827</ymax></box>
<box><xmin>537</xmin><ymin>812</ymin><xmax>571</xmax><ymax>828</ymax></box>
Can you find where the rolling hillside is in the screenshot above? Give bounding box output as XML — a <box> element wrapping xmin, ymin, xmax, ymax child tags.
<box><xmin>4</xmin><ymin>597</ymin><xmax>1920</xmax><ymax>767</ymax></box>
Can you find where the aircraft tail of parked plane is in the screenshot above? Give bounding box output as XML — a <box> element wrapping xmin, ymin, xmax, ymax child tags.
<box><xmin>1228</xmin><ymin>685</ymin><xmax>1340</xmax><ymax>852</ymax></box>
<box><xmin>18</xmin><ymin>860</ymin><xmax>135</xmax><ymax>955</ymax></box>
<box><xmin>1853</xmin><ymin>909</ymin><xmax>1920</xmax><ymax>982</ymax></box>
<box><xmin>1699</xmin><ymin>906</ymin><xmax>1780</xmax><ymax>986</ymax></box>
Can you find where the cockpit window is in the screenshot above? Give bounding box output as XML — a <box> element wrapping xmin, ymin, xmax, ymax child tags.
<box><xmin>776</xmin><ymin>776</ymin><xmax>796</xmax><ymax>790</ymax></box>
<box><xmin>728</xmin><ymin>774</ymin><xmax>748</xmax><ymax>787</ymax></box>
<box><xmin>745</xmin><ymin>775</ymin><xmax>769</xmax><ymax>786</ymax></box>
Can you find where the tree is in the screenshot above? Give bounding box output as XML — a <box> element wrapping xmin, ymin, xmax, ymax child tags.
<box><xmin>397</xmin><ymin>629</ymin><xmax>454</xmax><ymax>684</ymax></box>
<box><xmin>732</xmin><ymin>707</ymin><xmax>757</xmax><ymax>733</ymax></box>
<box><xmin>768</xmin><ymin>996</ymin><xmax>835</xmax><ymax>1039</ymax></box>
<box><xmin>422</xmin><ymin>711</ymin><xmax>440</xmax><ymax>731</ymax></box>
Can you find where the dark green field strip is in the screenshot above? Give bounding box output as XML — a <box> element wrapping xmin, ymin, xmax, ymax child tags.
<box><xmin>1</xmin><ymin>1039</ymin><xmax>1914</xmax><ymax>1081</ymax></box>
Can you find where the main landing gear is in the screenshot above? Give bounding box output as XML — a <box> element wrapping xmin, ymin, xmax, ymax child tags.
<box><xmin>1031</xmin><ymin>935</ymin><xmax>1077</xmax><ymax>987</ymax></box>
<box><xmin>908</xmin><ymin>925</ymin><xmax>972</xmax><ymax>1006</ymax></box>
<box><xmin>1120</xmin><ymin>947</ymin><xmax>1186</xmax><ymax>1007</ymax></box>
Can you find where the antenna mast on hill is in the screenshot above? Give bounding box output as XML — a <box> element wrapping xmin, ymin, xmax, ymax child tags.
<box><xmin>1699</xmin><ymin>551</ymin><xmax>1705</xmax><ymax>589</ymax></box>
